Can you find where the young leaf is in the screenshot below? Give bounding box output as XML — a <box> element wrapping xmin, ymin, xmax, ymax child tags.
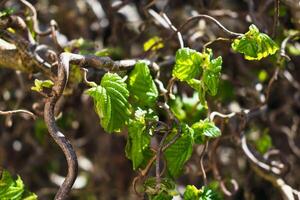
<box><xmin>202</xmin><ymin>56</ymin><xmax>222</xmax><ymax>96</ymax></box>
<box><xmin>172</xmin><ymin>48</ymin><xmax>202</xmax><ymax>81</ymax></box>
<box><xmin>125</xmin><ymin>109</ymin><xmax>153</xmax><ymax>170</ymax></box>
<box><xmin>164</xmin><ymin>124</ymin><xmax>194</xmax><ymax>178</ymax></box>
<box><xmin>0</xmin><ymin>170</ymin><xmax>37</xmax><ymax>200</ymax></box>
<box><xmin>86</xmin><ymin>73</ymin><xmax>131</xmax><ymax>133</ymax></box>
<box><xmin>183</xmin><ymin>185</ymin><xmax>201</xmax><ymax>200</ymax></box>
<box><xmin>231</xmin><ymin>24</ymin><xmax>278</xmax><ymax>60</ymax></box>
<box><xmin>192</xmin><ymin>119</ymin><xmax>221</xmax><ymax>144</ymax></box>
<box><xmin>184</xmin><ymin>185</ymin><xmax>221</xmax><ymax>200</ymax></box>
<box><xmin>128</xmin><ymin>62</ymin><xmax>158</xmax><ymax>107</ymax></box>
<box><xmin>143</xmin><ymin>36</ymin><xmax>164</xmax><ymax>51</ymax></box>
<box><xmin>31</xmin><ymin>79</ymin><xmax>54</xmax><ymax>92</ymax></box>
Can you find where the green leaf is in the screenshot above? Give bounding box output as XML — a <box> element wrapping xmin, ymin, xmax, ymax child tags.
<box><xmin>231</xmin><ymin>24</ymin><xmax>279</xmax><ymax>60</ymax></box>
<box><xmin>184</xmin><ymin>185</ymin><xmax>221</xmax><ymax>200</ymax></box>
<box><xmin>125</xmin><ymin>109</ymin><xmax>152</xmax><ymax>170</ymax></box>
<box><xmin>184</xmin><ymin>185</ymin><xmax>201</xmax><ymax>200</ymax></box>
<box><xmin>172</xmin><ymin>48</ymin><xmax>202</xmax><ymax>81</ymax></box>
<box><xmin>128</xmin><ymin>62</ymin><xmax>158</xmax><ymax>107</ymax></box>
<box><xmin>192</xmin><ymin>119</ymin><xmax>221</xmax><ymax>143</ymax></box>
<box><xmin>143</xmin><ymin>36</ymin><xmax>164</xmax><ymax>51</ymax></box>
<box><xmin>202</xmin><ymin>55</ymin><xmax>222</xmax><ymax>96</ymax></box>
<box><xmin>0</xmin><ymin>170</ymin><xmax>37</xmax><ymax>200</ymax></box>
<box><xmin>164</xmin><ymin>124</ymin><xmax>194</xmax><ymax>178</ymax></box>
<box><xmin>31</xmin><ymin>79</ymin><xmax>54</xmax><ymax>92</ymax></box>
<box><xmin>86</xmin><ymin>73</ymin><xmax>131</xmax><ymax>133</ymax></box>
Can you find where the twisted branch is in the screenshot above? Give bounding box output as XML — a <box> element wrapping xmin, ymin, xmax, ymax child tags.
<box><xmin>44</xmin><ymin>56</ymin><xmax>78</xmax><ymax>200</ymax></box>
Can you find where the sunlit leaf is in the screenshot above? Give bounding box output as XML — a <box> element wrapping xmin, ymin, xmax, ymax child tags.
<box><xmin>172</xmin><ymin>48</ymin><xmax>202</xmax><ymax>81</ymax></box>
<box><xmin>86</xmin><ymin>73</ymin><xmax>131</xmax><ymax>133</ymax></box>
<box><xmin>192</xmin><ymin>119</ymin><xmax>221</xmax><ymax>144</ymax></box>
<box><xmin>0</xmin><ymin>170</ymin><xmax>37</xmax><ymax>200</ymax></box>
<box><xmin>202</xmin><ymin>54</ymin><xmax>222</xmax><ymax>96</ymax></box>
<box><xmin>231</xmin><ymin>24</ymin><xmax>278</xmax><ymax>60</ymax></box>
<box><xmin>184</xmin><ymin>185</ymin><xmax>221</xmax><ymax>200</ymax></box>
<box><xmin>128</xmin><ymin>62</ymin><xmax>158</xmax><ymax>107</ymax></box>
<box><xmin>31</xmin><ymin>79</ymin><xmax>54</xmax><ymax>92</ymax></box>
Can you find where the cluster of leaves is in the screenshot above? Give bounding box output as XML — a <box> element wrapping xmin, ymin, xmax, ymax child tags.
<box><xmin>84</xmin><ymin>23</ymin><xmax>278</xmax><ymax>199</ymax></box>
<box><xmin>173</xmin><ymin>48</ymin><xmax>222</xmax><ymax>104</ymax></box>
<box><xmin>0</xmin><ymin>170</ymin><xmax>37</xmax><ymax>200</ymax></box>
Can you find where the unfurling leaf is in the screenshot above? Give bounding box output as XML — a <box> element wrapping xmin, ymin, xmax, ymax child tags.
<box><xmin>231</xmin><ymin>24</ymin><xmax>278</xmax><ymax>60</ymax></box>
<box><xmin>31</xmin><ymin>79</ymin><xmax>54</xmax><ymax>92</ymax></box>
<box><xmin>0</xmin><ymin>170</ymin><xmax>37</xmax><ymax>200</ymax></box>
<box><xmin>164</xmin><ymin>124</ymin><xmax>194</xmax><ymax>178</ymax></box>
<box><xmin>192</xmin><ymin>119</ymin><xmax>221</xmax><ymax>144</ymax></box>
<box><xmin>128</xmin><ymin>62</ymin><xmax>158</xmax><ymax>107</ymax></box>
<box><xmin>86</xmin><ymin>73</ymin><xmax>131</xmax><ymax>133</ymax></box>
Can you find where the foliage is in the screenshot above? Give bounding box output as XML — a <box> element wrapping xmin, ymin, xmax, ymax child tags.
<box><xmin>86</xmin><ymin>73</ymin><xmax>131</xmax><ymax>133</ymax></box>
<box><xmin>125</xmin><ymin>109</ymin><xmax>156</xmax><ymax>170</ymax></box>
<box><xmin>164</xmin><ymin>124</ymin><xmax>194</xmax><ymax>178</ymax></box>
<box><xmin>31</xmin><ymin>79</ymin><xmax>54</xmax><ymax>92</ymax></box>
<box><xmin>231</xmin><ymin>24</ymin><xmax>278</xmax><ymax>60</ymax></box>
<box><xmin>184</xmin><ymin>185</ymin><xmax>220</xmax><ymax>200</ymax></box>
<box><xmin>192</xmin><ymin>119</ymin><xmax>221</xmax><ymax>144</ymax></box>
<box><xmin>0</xmin><ymin>170</ymin><xmax>37</xmax><ymax>200</ymax></box>
<box><xmin>128</xmin><ymin>62</ymin><xmax>158</xmax><ymax>108</ymax></box>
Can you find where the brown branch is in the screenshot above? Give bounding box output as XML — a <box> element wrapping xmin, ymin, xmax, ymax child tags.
<box><xmin>44</xmin><ymin>56</ymin><xmax>78</xmax><ymax>200</ymax></box>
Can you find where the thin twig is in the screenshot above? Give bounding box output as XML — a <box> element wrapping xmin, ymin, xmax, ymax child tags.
<box><xmin>177</xmin><ymin>14</ymin><xmax>243</xmax><ymax>37</ymax></box>
<box><xmin>199</xmin><ymin>142</ymin><xmax>208</xmax><ymax>185</ymax></box>
<box><xmin>0</xmin><ymin>109</ymin><xmax>36</xmax><ymax>119</ymax></box>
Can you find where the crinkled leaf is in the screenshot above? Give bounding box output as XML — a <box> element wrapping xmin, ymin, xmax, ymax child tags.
<box><xmin>128</xmin><ymin>62</ymin><xmax>158</xmax><ymax>107</ymax></box>
<box><xmin>0</xmin><ymin>170</ymin><xmax>37</xmax><ymax>200</ymax></box>
<box><xmin>232</xmin><ymin>24</ymin><xmax>278</xmax><ymax>60</ymax></box>
<box><xmin>172</xmin><ymin>48</ymin><xmax>202</xmax><ymax>81</ymax></box>
<box><xmin>192</xmin><ymin>119</ymin><xmax>221</xmax><ymax>143</ymax></box>
<box><xmin>125</xmin><ymin>109</ymin><xmax>153</xmax><ymax>170</ymax></box>
<box><xmin>86</xmin><ymin>73</ymin><xmax>131</xmax><ymax>133</ymax></box>
<box><xmin>202</xmin><ymin>56</ymin><xmax>222</xmax><ymax>96</ymax></box>
<box><xmin>143</xmin><ymin>36</ymin><xmax>164</xmax><ymax>51</ymax></box>
<box><xmin>164</xmin><ymin>124</ymin><xmax>194</xmax><ymax>178</ymax></box>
